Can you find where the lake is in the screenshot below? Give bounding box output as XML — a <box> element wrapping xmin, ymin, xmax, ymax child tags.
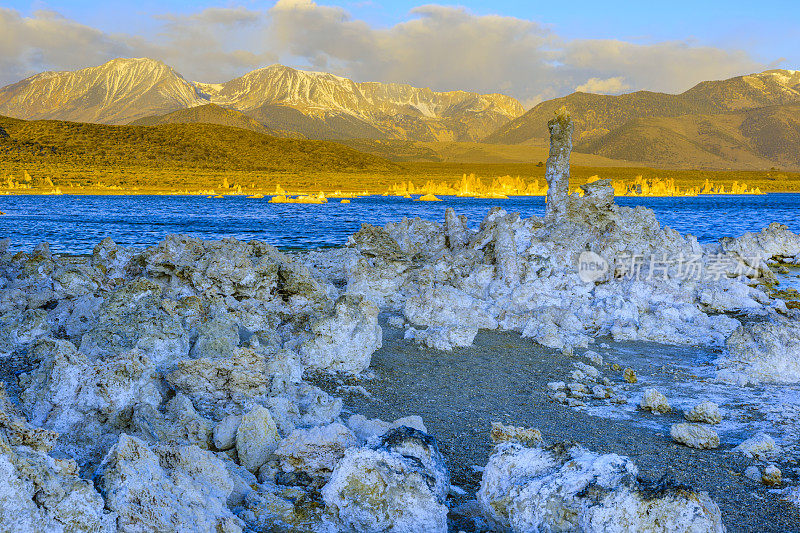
<box><xmin>1</xmin><ymin>193</ymin><xmax>799</xmax><ymax>254</ymax></box>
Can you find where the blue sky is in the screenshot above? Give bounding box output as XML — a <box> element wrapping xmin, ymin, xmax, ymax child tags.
<box><xmin>2</xmin><ymin>1</ymin><xmax>798</xmax><ymax>105</ymax></box>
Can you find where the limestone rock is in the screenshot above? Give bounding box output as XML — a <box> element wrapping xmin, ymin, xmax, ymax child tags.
<box><xmin>236</xmin><ymin>406</ymin><xmax>280</xmax><ymax>473</ymax></box>
<box><xmin>670</xmin><ymin>423</ymin><xmax>720</xmax><ymax>449</ymax></box>
<box><xmin>300</xmin><ymin>295</ymin><xmax>382</xmax><ymax>374</ymax></box>
<box><xmin>213</xmin><ymin>415</ymin><xmax>242</xmax><ymax>451</ymax></box>
<box><xmin>733</xmin><ymin>432</ymin><xmax>778</xmax><ymax>461</ymax></box>
<box><xmin>684</xmin><ymin>401</ymin><xmax>722</xmax><ymax>425</ymax></box>
<box><xmin>718</xmin><ymin>315</ymin><xmax>800</xmax><ymax>385</ymax></box>
<box><xmin>97</xmin><ymin>434</ymin><xmax>242</xmax><ymax>533</ymax></box>
<box><xmin>640</xmin><ymin>388</ymin><xmax>671</xmax><ymax>414</ymax></box>
<box><xmin>762</xmin><ymin>464</ymin><xmax>782</xmax><ymax>486</ymax></box>
<box><xmin>490</xmin><ymin>422</ymin><xmax>543</xmax><ymax>446</ymax></box>
<box><xmin>544</xmin><ymin>109</ymin><xmax>573</xmax><ymax>220</ymax></box>
<box><xmin>321</xmin><ymin>427</ymin><xmax>449</xmax><ymax>533</ymax></box>
<box><xmin>478</xmin><ymin>441</ymin><xmax>724</xmax><ymax>533</ymax></box>
<box><xmin>275</xmin><ymin>422</ymin><xmax>357</xmax><ymax>481</ymax></box>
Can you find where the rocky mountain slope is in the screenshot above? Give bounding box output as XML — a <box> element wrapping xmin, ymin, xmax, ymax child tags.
<box><xmin>488</xmin><ymin>70</ymin><xmax>800</xmax><ymax>144</ymax></box>
<box><xmin>129</xmin><ymin>103</ymin><xmax>304</xmax><ymax>138</ymax></box>
<box><xmin>486</xmin><ymin>69</ymin><xmax>800</xmax><ymax>168</ymax></box>
<box><xmin>576</xmin><ymin>103</ymin><xmax>800</xmax><ymax>169</ymax></box>
<box><xmin>0</xmin><ymin>58</ymin><xmax>523</xmax><ymax>142</ymax></box>
<box><xmin>0</xmin><ymin>58</ymin><xmax>204</xmax><ymax>125</ymax></box>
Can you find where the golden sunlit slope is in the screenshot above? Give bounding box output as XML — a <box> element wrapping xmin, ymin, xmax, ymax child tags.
<box><xmin>577</xmin><ymin>104</ymin><xmax>800</xmax><ymax>169</ymax></box>
<box><xmin>0</xmin><ymin>58</ymin><xmax>523</xmax><ymax>142</ymax></box>
<box><xmin>486</xmin><ymin>69</ymin><xmax>800</xmax><ymax>169</ymax></box>
<box><xmin>128</xmin><ymin>104</ymin><xmax>305</xmax><ymax>139</ymax></box>
<box><xmin>335</xmin><ymin>138</ymin><xmax>643</xmax><ymax>167</ymax></box>
<box><xmin>488</xmin><ymin>70</ymin><xmax>800</xmax><ymax>145</ymax></box>
<box><xmin>0</xmin><ymin>115</ymin><xmax>399</xmax><ymax>173</ymax></box>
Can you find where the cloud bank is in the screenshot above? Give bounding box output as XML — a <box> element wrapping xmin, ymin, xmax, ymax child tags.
<box><xmin>0</xmin><ymin>3</ymin><xmax>767</xmax><ymax>106</ymax></box>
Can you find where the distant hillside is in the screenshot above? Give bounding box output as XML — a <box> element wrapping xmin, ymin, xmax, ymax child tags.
<box><xmin>488</xmin><ymin>70</ymin><xmax>800</xmax><ymax>145</ymax></box>
<box><xmin>0</xmin><ymin>58</ymin><xmax>523</xmax><ymax>142</ymax></box>
<box><xmin>336</xmin><ymin>138</ymin><xmax>641</xmax><ymax>167</ymax></box>
<box><xmin>129</xmin><ymin>104</ymin><xmax>304</xmax><ymax>138</ymax></box>
<box><xmin>577</xmin><ymin>104</ymin><xmax>800</xmax><ymax>169</ymax></box>
<box><xmin>0</xmin><ymin>115</ymin><xmax>398</xmax><ymax>173</ymax></box>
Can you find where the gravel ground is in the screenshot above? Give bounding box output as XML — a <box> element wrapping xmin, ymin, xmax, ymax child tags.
<box><xmin>311</xmin><ymin>317</ymin><xmax>800</xmax><ymax>532</ymax></box>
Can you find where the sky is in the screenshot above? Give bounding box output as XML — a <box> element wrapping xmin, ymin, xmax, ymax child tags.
<box><xmin>2</xmin><ymin>0</ymin><xmax>798</xmax><ymax>107</ymax></box>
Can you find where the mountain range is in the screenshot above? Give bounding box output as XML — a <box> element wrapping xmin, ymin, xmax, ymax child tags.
<box><xmin>487</xmin><ymin>69</ymin><xmax>800</xmax><ymax>169</ymax></box>
<box><xmin>1</xmin><ymin>58</ymin><xmax>799</xmax><ymax>169</ymax></box>
<box><xmin>0</xmin><ymin>58</ymin><xmax>521</xmax><ymax>142</ymax></box>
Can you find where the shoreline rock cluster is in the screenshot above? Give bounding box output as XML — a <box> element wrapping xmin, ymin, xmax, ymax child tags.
<box><xmin>2</xmin><ymin>111</ymin><xmax>800</xmax><ymax>531</ymax></box>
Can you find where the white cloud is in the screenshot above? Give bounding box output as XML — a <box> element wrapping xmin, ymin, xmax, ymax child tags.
<box><xmin>0</xmin><ymin>3</ymin><xmax>769</xmax><ymax>106</ymax></box>
<box><xmin>0</xmin><ymin>7</ymin><xmax>276</xmax><ymax>86</ymax></box>
<box><xmin>0</xmin><ymin>9</ymin><xmax>137</xmax><ymax>84</ymax></box>
<box><xmin>266</xmin><ymin>1</ymin><xmax>766</xmax><ymax>106</ymax></box>
<box><xmin>575</xmin><ymin>76</ymin><xmax>631</xmax><ymax>94</ymax></box>
<box><xmin>561</xmin><ymin>39</ymin><xmax>760</xmax><ymax>94</ymax></box>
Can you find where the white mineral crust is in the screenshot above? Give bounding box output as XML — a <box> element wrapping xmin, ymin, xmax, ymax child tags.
<box><xmin>478</xmin><ymin>441</ymin><xmax>724</xmax><ymax>533</ymax></box>
<box><xmin>670</xmin><ymin>423</ymin><xmax>720</xmax><ymax>449</ymax></box>
<box><xmin>684</xmin><ymin>401</ymin><xmax>723</xmax><ymax>425</ymax></box>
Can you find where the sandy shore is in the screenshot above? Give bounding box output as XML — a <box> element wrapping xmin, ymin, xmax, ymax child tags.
<box><xmin>310</xmin><ymin>317</ymin><xmax>800</xmax><ymax>532</ymax></box>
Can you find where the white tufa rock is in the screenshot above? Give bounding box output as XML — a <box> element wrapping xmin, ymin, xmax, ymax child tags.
<box><xmin>322</xmin><ymin>427</ymin><xmax>449</xmax><ymax>533</ymax></box>
<box><xmin>478</xmin><ymin>440</ymin><xmax>724</xmax><ymax>533</ymax></box>
<box><xmin>717</xmin><ymin>315</ymin><xmax>800</xmax><ymax>385</ymax></box>
<box><xmin>275</xmin><ymin>422</ymin><xmax>358</xmax><ymax>480</ymax></box>
<box><xmin>544</xmin><ymin>109</ymin><xmax>573</xmax><ymax>220</ymax></box>
<box><xmin>684</xmin><ymin>401</ymin><xmax>722</xmax><ymax>425</ymax></box>
<box><xmin>345</xmin><ymin>414</ymin><xmax>427</xmax><ymax>444</ymax></box>
<box><xmin>236</xmin><ymin>406</ymin><xmax>280</xmax><ymax>473</ymax></box>
<box><xmin>213</xmin><ymin>415</ymin><xmax>242</xmax><ymax>451</ymax></box>
<box><xmin>762</xmin><ymin>464</ymin><xmax>782</xmax><ymax>486</ymax></box>
<box><xmin>490</xmin><ymin>422</ymin><xmax>543</xmax><ymax>446</ymax></box>
<box><xmin>733</xmin><ymin>432</ymin><xmax>779</xmax><ymax>461</ymax></box>
<box><xmin>584</xmin><ymin>350</ymin><xmax>604</xmax><ymax>366</ymax></box>
<box><xmin>0</xmin><ymin>397</ymin><xmax>115</xmax><ymax>532</ymax></box>
<box><xmin>300</xmin><ymin>295</ymin><xmax>382</xmax><ymax>374</ymax></box>
<box><xmin>670</xmin><ymin>423</ymin><xmax>720</xmax><ymax>449</ymax></box>
<box><xmin>640</xmin><ymin>388</ymin><xmax>671</xmax><ymax>414</ymax></box>
<box><xmin>744</xmin><ymin>465</ymin><xmax>761</xmax><ymax>481</ymax></box>
<box><xmin>97</xmin><ymin>434</ymin><xmax>242</xmax><ymax>533</ymax></box>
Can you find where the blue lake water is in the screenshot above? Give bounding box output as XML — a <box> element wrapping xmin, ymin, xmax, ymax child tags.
<box><xmin>1</xmin><ymin>193</ymin><xmax>799</xmax><ymax>254</ymax></box>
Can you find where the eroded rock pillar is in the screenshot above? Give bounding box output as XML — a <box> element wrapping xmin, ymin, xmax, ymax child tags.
<box><xmin>544</xmin><ymin>108</ymin><xmax>573</xmax><ymax>220</ymax></box>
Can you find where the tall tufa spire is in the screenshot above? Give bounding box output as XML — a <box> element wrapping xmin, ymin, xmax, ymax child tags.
<box><xmin>544</xmin><ymin>107</ymin><xmax>573</xmax><ymax>220</ymax></box>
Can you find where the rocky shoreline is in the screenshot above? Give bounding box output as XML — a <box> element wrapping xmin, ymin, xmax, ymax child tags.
<box><xmin>2</xmin><ymin>111</ymin><xmax>800</xmax><ymax>532</ymax></box>
<box><xmin>310</xmin><ymin>321</ymin><xmax>800</xmax><ymax>532</ymax></box>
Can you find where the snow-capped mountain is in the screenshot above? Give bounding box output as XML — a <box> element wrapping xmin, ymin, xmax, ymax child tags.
<box><xmin>0</xmin><ymin>58</ymin><xmax>523</xmax><ymax>142</ymax></box>
<box><xmin>0</xmin><ymin>58</ymin><xmax>205</xmax><ymax>125</ymax></box>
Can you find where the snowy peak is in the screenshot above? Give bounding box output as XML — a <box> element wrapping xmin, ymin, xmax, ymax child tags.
<box><xmin>210</xmin><ymin>63</ymin><xmax>523</xmax><ymax>140</ymax></box>
<box><xmin>0</xmin><ymin>58</ymin><xmax>205</xmax><ymax>124</ymax></box>
<box><xmin>0</xmin><ymin>58</ymin><xmax>522</xmax><ymax>140</ymax></box>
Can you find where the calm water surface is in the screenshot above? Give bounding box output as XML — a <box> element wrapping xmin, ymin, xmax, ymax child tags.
<box><xmin>0</xmin><ymin>194</ymin><xmax>799</xmax><ymax>254</ymax></box>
